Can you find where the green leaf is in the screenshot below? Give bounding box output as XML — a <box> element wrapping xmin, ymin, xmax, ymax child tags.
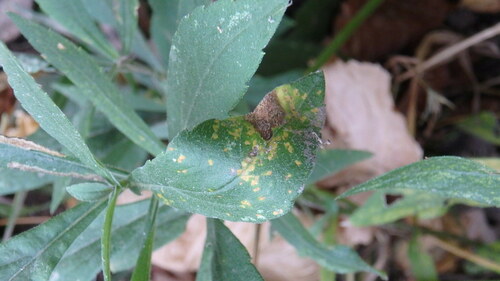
<box><xmin>408</xmin><ymin>234</ymin><xmax>438</xmax><ymax>281</ymax></box>
<box><xmin>148</xmin><ymin>0</ymin><xmax>210</xmax><ymax>67</ymax></box>
<box><xmin>457</xmin><ymin>111</ymin><xmax>500</xmax><ymax>145</ymax></box>
<box><xmin>272</xmin><ymin>213</ymin><xmax>386</xmax><ymax>278</ymax></box>
<box><xmin>307</xmin><ymin>149</ymin><xmax>372</xmax><ymax>184</ymax></box>
<box><xmin>113</xmin><ymin>0</ymin><xmax>139</xmax><ymax>54</ymax></box>
<box><xmin>338</xmin><ymin>157</ymin><xmax>500</xmax><ymax>207</ymax></box>
<box><xmin>67</xmin><ymin>183</ymin><xmax>112</xmax><ymax>202</ymax></box>
<box><xmin>102</xmin><ymin>188</ymin><xmax>119</xmax><ymax>281</ymax></box>
<box><xmin>0</xmin><ymin>42</ymin><xmax>113</xmax><ymax>182</ymax></box>
<box><xmin>348</xmin><ymin>190</ymin><xmax>449</xmax><ymax>226</ymax></box>
<box><xmin>11</xmin><ymin>15</ymin><xmax>165</xmax><ymax>156</ymax></box>
<box><xmin>35</xmin><ymin>0</ymin><xmax>119</xmax><ymax>59</ymax></box>
<box><xmin>130</xmin><ymin>197</ymin><xmax>159</xmax><ymax>281</ymax></box>
<box><xmin>165</xmin><ymin>0</ymin><xmax>288</xmax><ymax>137</ymax></box>
<box><xmin>0</xmin><ymin>136</ymin><xmax>104</xmax><ymax>186</ymax></box>
<box><xmin>50</xmin><ymin>200</ymin><xmax>189</xmax><ymax>281</ymax></box>
<box><xmin>132</xmin><ymin>73</ymin><xmax>325</xmax><ymax>222</ymax></box>
<box><xmin>0</xmin><ymin>201</ymin><xmax>106</xmax><ymax>280</ymax></box>
<box><xmin>196</xmin><ymin>219</ymin><xmax>264</xmax><ymax>281</ymax></box>
<box><xmin>50</xmin><ymin>177</ymin><xmax>71</xmax><ymax>214</ymax></box>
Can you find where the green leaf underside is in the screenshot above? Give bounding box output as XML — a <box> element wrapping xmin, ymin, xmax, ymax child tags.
<box><xmin>50</xmin><ymin>200</ymin><xmax>189</xmax><ymax>281</ymax></box>
<box><xmin>10</xmin><ymin>14</ymin><xmax>165</xmax><ymax>156</ymax></box>
<box><xmin>0</xmin><ymin>138</ymin><xmax>103</xmax><ymax>190</ymax></box>
<box><xmin>0</xmin><ymin>41</ymin><xmax>112</xmax><ymax>181</ymax></box>
<box><xmin>339</xmin><ymin>157</ymin><xmax>500</xmax><ymax>207</ymax></box>
<box><xmin>349</xmin><ymin>190</ymin><xmax>449</xmax><ymax>227</ymax></box>
<box><xmin>196</xmin><ymin>219</ymin><xmax>264</xmax><ymax>281</ymax></box>
<box><xmin>149</xmin><ymin>0</ymin><xmax>210</xmax><ymax>68</ymax></box>
<box><xmin>0</xmin><ymin>201</ymin><xmax>106</xmax><ymax>281</ymax></box>
<box><xmin>166</xmin><ymin>0</ymin><xmax>288</xmax><ymax>137</ymax></box>
<box><xmin>272</xmin><ymin>213</ymin><xmax>386</xmax><ymax>278</ymax></box>
<box><xmin>66</xmin><ymin>183</ymin><xmax>112</xmax><ymax>202</ymax></box>
<box><xmin>307</xmin><ymin>149</ymin><xmax>372</xmax><ymax>184</ymax></box>
<box><xmin>408</xmin><ymin>234</ymin><xmax>439</xmax><ymax>281</ymax></box>
<box><xmin>132</xmin><ymin>73</ymin><xmax>325</xmax><ymax>222</ymax></box>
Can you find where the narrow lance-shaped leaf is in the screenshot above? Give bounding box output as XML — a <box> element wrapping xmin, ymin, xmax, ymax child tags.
<box><xmin>0</xmin><ymin>42</ymin><xmax>113</xmax><ymax>182</ymax></box>
<box><xmin>35</xmin><ymin>0</ymin><xmax>119</xmax><ymax>59</ymax></box>
<box><xmin>148</xmin><ymin>0</ymin><xmax>210</xmax><ymax>67</ymax></box>
<box><xmin>67</xmin><ymin>183</ymin><xmax>112</xmax><ymax>202</ymax></box>
<box><xmin>307</xmin><ymin>149</ymin><xmax>372</xmax><ymax>184</ymax></box>
<box><xmin>0</xmin><ymin>201</ymin><xmax>107</xmax><ymax>281</ymax></box>
<box><xmin>132</xmin><ymin>73</ymin><xmax>325</xmax><ymax>222</ymax></box>
<box><xmin>166</xmin><ymin>0</ymin><xmax>288</xmax><ymax>137</ymax></box>
<box><xmin>272</xmin><ymin>213</ymin><xmax>387</xmax><ymax>278</ymax></box>
<box><xmin>338</xmin><ymin>157</ymin><xmax>500</xmax><ymax>207</ymax></box>
<box><xmin>112</xmin><ymin>0</ymin><xmax>139</xmax><ymax>54</ymax></box>
<box><xmin>196</xmin><ymin>219</ymin><xmax>264</xmax><ymax>281</ymax></box>
<box><xmin>10</xmin><ymin>14</ymin><xmax>165</xmax><ymax>156</ymax></box>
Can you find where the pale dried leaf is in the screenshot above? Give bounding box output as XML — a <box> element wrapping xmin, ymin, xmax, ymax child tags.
<box><xmin>0</xmin><ymin>0</ymin><xmax>33</xmax><ymax>42</ymax></box>
<box><xmin>320</xmin><ymin>60</ymin><xmax>423</xmax><ymax>187</ymax></box>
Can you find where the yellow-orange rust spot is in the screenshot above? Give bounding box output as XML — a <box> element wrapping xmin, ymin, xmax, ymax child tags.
<box><xmin>311</xmin><ymin>107</ymin><xmax>320</xmax><ymax>113</ymax></box>
<box><xmin>240</xmin><ymin>200</ymin><xmax>252</xmax><ymax>207</ymax></box>
<box><xmin>223</xmin><ymin>147</ymin><xmax>231</xmax><ymax>152</ymax></box>
<box><xmin>208</xmin><ymin>159</ymin><xmax>214</xmax><ymax>166</ymax></box>
<box><xmin>177</xmin><ymin>169</ymin><xmax>188</xmax><ymax>174</ymax></box>
<box><xmin>316</xmin><ymin>90</ymin><xmax>322</xmax><ymax>95</ymax></box>
<box><xmin>253</xmin><ymin>187</ymin><xmax>261</xmax><ymax>192</ymax></box>
<box><xmin>228</xmin><ymin>128</ymin><xmax>242</xmax><ymax>139</ymax></box>
<box><xmin>177</xmin><ymin>155</ymin><xmax>186</xmax><ymax>163</ymax></box>
<box><xmin>288</xmin><ymin>190</ymin><xmax>293</xmax><ymax>194</ymax></box>
<box><xmin>258</xmin><ymin>196</ymin><xmax>266</xmax><ymax>201</ymax></box>
<box><xmin>284</xmin><ymin>142</ymin><xmax>293</xmax><ymax>153</ymax></box>
<box><xmin>285</xmin><ymin>173</ymin><xmax>292</xmax><ymax>180</ymax></box>
<box><xmin>273</xmin><ymin>209</ymin><xmax>284</xmax><ymax>216</ymax></box>
<box><xmin>263</xmin><ymin>171</ymin><xmax>272</xmax><ymax>176</ymax></box>
<box><xmin>250</xmin><ymin>177</ymin><xmax>259</xmax><ymax>186</ymax></box>
<box><xmin>57</xmin><ymin>43</ymin><xmax>66</xmax><ymax>50</ymax></box>
<box><xmin>211</xmin><ymin>133</ymin><xmax>219</xmax><ymax>140</ymax></box>
<box><xmin>295</xmin><ymin>160</ymin><xmax>302</xmax><ymax>166</ymax></box>
<box><xmin>301</xmin><ymin>93</ymin><xmax>308</xmax><ymax>100</ymax></box>
<box><xmin>244</xmin><ymin>140</ymin><xmax>251</xmax><ymax>145</ymax></box>
<box><xmin>226</xmin><ymin>213</ymin><xmax>232</xmax><ymax>216</ymax></box>
<box><xmin>167</xmin><ymin>147</ymin><xmax>175</xmax><ymax>151</ymax></box>
<box><xmin>256</xmin><ymin>214</ymin><xmax>265</xmax><ymax>218</ymax></box>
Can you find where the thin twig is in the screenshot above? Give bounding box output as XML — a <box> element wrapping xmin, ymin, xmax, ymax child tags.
<box><xmin>399</xmin><ymin>22</ymin><xmax>500</xmax><ymax>82</ymax></box>
<box><xmin>432</xmin><ymin>237</ymin><xmax>500</xmax><ymax>273</ymax></box>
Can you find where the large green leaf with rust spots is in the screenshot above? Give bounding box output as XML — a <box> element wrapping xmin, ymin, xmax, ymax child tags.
<box><xmin>131</xmin><ymin>73</ymin><xmax>325</xmax><ymax>222</ymax></box>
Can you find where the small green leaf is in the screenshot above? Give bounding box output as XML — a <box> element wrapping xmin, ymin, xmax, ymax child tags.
<box><xmin>50</xmin><ymin>200</ymin><xmax>189</xmax><ymax>281</ymax></box>
<box><xmin>11</xmin><ymin>15</ymin><xmax>165</xmax><ymax>156</ymax></box>
<box><xmin>148</xmin><ymin>0</ymin><xmax>210</xmax><ymax>67</ymax></box>
<box><xmin>307</xmin><ymin>149</ymin><xmax>372</xmax><ymax>184</ymax></box>
<box><xmin>35</xmin><ymin>0</ymin><xmax>119</xmax><ymax>59</ymax></box>
<box><xmin>113</xmin><ymin>0</ymin><xmax>139</xmax><ymax>54</ymax></box>
<box><xmin>338</xmin><ymin>157</ymin><xmax>500</xmax><ymax>207</ymax></box>
<box><xmin>196</xmin><ymin>219</ymin><xmax>264</xmax><ymax>281</ymax></box>
<box><xmin>349</xmin><ymin>190</ymin><xmax>449</xmax><ymax>226</ymax></box>
<box><xmin>130</xmin><ymin>197</ymin><xmax>159</xmax><ymax>281</ymax></box>
<box><xmin>132</xmin><ymin>73</ymin><xmax>325</xmax><ymax>222</ymax></box>
<box><xmin>0</xmin><ymin>42</ymin><xmax>113</xmax><ymax>182</ymax></box>
<box><xmin>0</xmin><ymin>136</ymin><xmax>104</xmax><ymax>189</ymax></box>
<box><xmin>165</xmin><ymin>0</ymin><xmax>288</xmax><ymax>137</ymax></box>
<box><xmin>67</xmin><ymin>183</ymin><xmax>112</xmax><ymax>202</ymax></box>
<box><xmin>0</xmin><ymin>201</ymin><xmax>106</xmax><ymax>280</ymax></box>
<box><xmin>50</xmin><ymin>177</ymin><xmax>71</xmax><ymax>214</ymax></box>
<box><xmin>457</xmin><ymin>111</ymin><xmax>500</xmax><ymax>145</ymax></box>
<box><xmin>272</xmin><ymin>213</ymin><xmax>386</xmax><ymax>278</ymax></box>
<box><xmin>408</xmin><ymin>233</ymin><xmax>438</xmax><ymax>281</ymax></box>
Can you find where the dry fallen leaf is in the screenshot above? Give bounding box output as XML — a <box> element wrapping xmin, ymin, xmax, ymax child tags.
<box><xmin>320</xmin><ymin>60</ymin><xmax>423</xmax><ymax>187</ymax></box>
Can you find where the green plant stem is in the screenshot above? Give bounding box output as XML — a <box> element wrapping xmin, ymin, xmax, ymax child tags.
<box><xmin>306</xmin><ymin>0</ymin><xmax>385</xmax><ymax>73</ymax></box>
<box><xmin>101</xmin><ymin>187</ymin><xmax>120</xmax><ymax>281</ymax></box>
<box><xmin>130</xmin><ymin>196</ymin><xmax>160</xmax><ymax>281</ymax></box>
<box><xmin>2</xmin><ymin>191</ymin><xmax>27</xmax><ymax>241</ymax></box>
